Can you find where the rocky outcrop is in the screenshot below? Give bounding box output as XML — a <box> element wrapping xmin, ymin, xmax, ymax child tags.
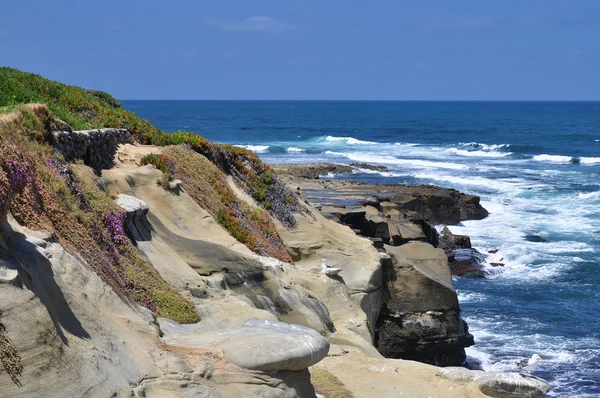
<box><xmin>272</xmin><ymin>163</ymin><xmax>353</xmax><ymax>180</ymax></box>
<box><xmin>52</xmin><ymin>128</ymin><xmax>132</xmax><ymax>170</ymax></box>
<box><xmin>439</xmin><ymin>368</ymin><xmax>551</xmax><ymax>398</ymax></box>
<box><xmin>439</xmin><ymin>227</ymin><xmax>488</xmax><ymax>277</ymax></box>
<box><xmin>375</xmin><ymin>242</ymin><xmax>474</xmax><ymax>366</ymax></box>
<box><xmin>390</xmin><ymin>187</ymin><xmax>489</xmax><ymax>225</ymax></box>
<box><xmin>221</xmin><ymin>319</ymin><xmax>330</xmax><ymax>371</ymax></box>
<box><xmin>114</xmin><ymin>193</ymin><xmax>151</xmax><ymax>241</ymax></box>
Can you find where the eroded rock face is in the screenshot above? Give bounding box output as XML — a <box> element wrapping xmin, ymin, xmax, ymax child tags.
<box><xmin>375</xmin><ymin>242</ymin><xmax>474</xmax><ymax>366</ymax></box>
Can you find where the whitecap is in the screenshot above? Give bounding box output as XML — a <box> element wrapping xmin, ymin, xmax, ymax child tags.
<box><xmin>578</xmin><ymin>191</ymin><xmax>600</xmax><ymax>200</ymax></box>
<box><xmin>234</xmin><ymin>144</ymin><xmax>270</xmax><ymax>153</ymax></box>
<box><xmin>393</xmin><ymin>142</ymin><xmax>419</xmax><ymax>147</ymax></box>
<box><xmin>458</xmin><ymin>142</ymin><xmax>510</xmax><ymax>151</ymax></box>
<box><xmin>532</xmin><ymin>154</ymin><xmax>573</xmax><ymax>163</ymax></box>
<box><xmin>325</xmin><ymin>135</ymin><xmax>377</xmax><ymax>145</ymax></box>
<box><xmin>413</xmin><ymin>172</ymin><xmax>524</xmax><ymax>191</ymax></box>
<box><xmin>324</xmin><ymin>152</ymin><xmax>469</xmax><ymax>170</ymax></box>
<box><xmin>457</xmin><ymin>291</ymin><xmax>487</xmax><ymax>303</ymax></box>
<box><xmin>447</xmin><ymin>148</ymin><xmax>512</xmax><ymax>158</ymax></box>
<box><xmin>579</xmin><ymin>157</ymin><xmax>600</xmax><ymax>164</ymax></box>
<box><xmin>286</xmin><ymin>147</ymin><xmax>304</xmax><ymax>152</ymax></box>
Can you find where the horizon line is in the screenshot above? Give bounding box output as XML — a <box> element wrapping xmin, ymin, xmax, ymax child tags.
<box><xmin>119</xmin><ymin>99</ymin><xmax>600</xmax><ymax>102</ymax></box>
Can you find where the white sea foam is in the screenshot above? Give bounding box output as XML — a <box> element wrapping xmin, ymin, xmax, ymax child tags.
<box><xmin>413</xmin><ymin>172</ymin><xmax>524</xmax><ymax>192</ymax></box>
<box><xmin>447</xmin><ymin>148</ymin><xmax>512</xmax><ymax>158</ymax></box>
<box><xmin>457</xmin><ymin>291</ymin><xmax>487</xmax><ymax>303</ymax></box>
<box><xmin>393</xmin><ymin>142</ymin><xmax>419</xmax><ymax>147</ymax></box>
<box><xmin>352</xmin><ymin>167</ymin><xmax>404</xmax><ymax>178</ymax></box>
<box><xmin>286</xmin><ymin>147</ymin><xmax>304</xmax><ymax>152</ymax></box>
<box><xmin>578</xmin><ymin>191</ymin><xmax>600</xmax><ymax>200</ymax></box>
<box><xmin>234</xmin><ymin>144</ymin><xmax>270</xmax><ymax>153</ymax></box>
<box><xmin>323</xmin><ymin>152</ymin><xmax>469</xmax><ymax>170</ymax></box>
<box><xmin>532</xmin><ymin>154</ymin><xmax>573</xmax><ymax>163</ymax></box>
<box><xmin>579</xmin><ymin>157</ymin><xmax>600</xmax><ymax>164</ymax></box>
<box><xmin>325</xmin><ymin>135</ymin><xmax>377</xmax><ymax>145</ymax></box>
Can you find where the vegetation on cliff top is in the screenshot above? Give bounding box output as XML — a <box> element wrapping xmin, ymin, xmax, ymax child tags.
<box><xmin>162</xmin><ymin>146</ymin><xmax>292</xmax><ymax>261</ymax></box>
<box><xmin>0</xmin><ymin>67</ymin><xmax>304</xmax><ymax>248</ymax></box>
<box><xmin>0</xmin><ymin>106</ymin><xmax>200</xmax><ymax>385</ymax></box>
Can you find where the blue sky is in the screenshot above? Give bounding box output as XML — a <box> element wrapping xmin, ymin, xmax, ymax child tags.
<box><xmin>1</xmin><ymin>1</ymin><xmax>599</xmax><ymax>100</ymax></box>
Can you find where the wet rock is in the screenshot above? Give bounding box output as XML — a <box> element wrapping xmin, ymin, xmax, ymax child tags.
<box><xmin>525</xmin><ymin>234</ymin><xmax>547</xmax><ymax>243</ymax></box>
<box><xmin>350</xmin><ymin>163</ymin><xmax>390</xmax><ymax>172</ymax></box>
<box><xmin>449</xmin><ymin>248</ymin><xmax>487</xmax><ymax>277</ymax></box>
<box><xmin>441</xmin><ymin>226</ymin><xmax>471</xmax><ymax>249</ymax></box>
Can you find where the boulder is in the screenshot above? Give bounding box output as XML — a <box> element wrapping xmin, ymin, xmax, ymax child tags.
<box><xmin>376</xmin><ymin>242</ymin><xmax>474</xmax><ymax>366</ymax></box>
<box><xmin>388</xmin><ymin>221</ymin><xmax>427</xmax><ymax>245</ymax></box>
<box><xmin>441</xmin><ymin>226</ymin><xmax>472</xmax><ymax>249</ymax></box>
<box><xmin>438</xmin><ymin>368</ymin><xmax>550</xmax><ymax>398</ymax></box>
<box><xmin>449</xmin><ymin>248</ymin><xmax>487</xmax><ymax>277</ymax></box>
<box><xmin>391</xmin><ymin>188</ymin><xmax>488</xmax><ymax>225</ymax></box>
<box><xmin>114</xmin><ymin>194</ymin><xmax>152</xmax><ymax>241</ymax></box>
<box><xmin>477</xmin><ymin>372</ymin><xmax>550</xmax><ymax>398</ymax></box>
<box><xmin>437</xmin><ymin>367</ymin><xmax>485</xmax><ymax>382</ymax></box>
<box><xmin>362</xmin><ymin>195</ymin><xmax>380</xmax><ymax>208</ymax></box>
<box><xmin>163</xmin><ymin>318</ymin><xmax>329</xmax><ymax>372</ymax></box>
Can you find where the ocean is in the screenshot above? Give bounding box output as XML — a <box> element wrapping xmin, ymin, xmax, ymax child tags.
<box><xmin>123</xmin><ymin>100</ymin><xmax>600</xmax><ymax>397</ymax></box>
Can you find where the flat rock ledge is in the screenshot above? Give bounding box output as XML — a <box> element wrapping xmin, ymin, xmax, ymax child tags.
<box><xmin>162</xmin><ymin>318</ymin><xmax>330</xmax><ymax>372</ymax></box>
<box><xmin>438</xmin><ymin>367</ymin><xmax>550</xmax><ymax>398</ymax></box>
<box><xmin>221</xmin><ymin>319</ymin><xmax>330</xmax><ymax>371</ymax></box>
<box><xmin>53</xmin><ymin>128</ymin><xmax>132</xmax><ymax>170</ymax></box>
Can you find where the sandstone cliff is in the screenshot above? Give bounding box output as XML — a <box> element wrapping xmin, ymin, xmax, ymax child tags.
<box><xmin>0</xmin><ymin>68</ymin><xmax>549</xmax><ymax>398</ymax></box>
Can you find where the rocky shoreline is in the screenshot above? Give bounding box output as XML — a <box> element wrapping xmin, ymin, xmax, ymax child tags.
<box><xmin>273</xmin><ymin>163</ymin><xmax>493</xmax><ymax>365</ymax></box>
<box><xmin>1</xmin><ymin>113</ymin><xmax>549</xmax><ymax>397</ymax></box>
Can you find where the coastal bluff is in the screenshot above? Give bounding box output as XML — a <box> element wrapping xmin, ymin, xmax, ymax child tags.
<box><xmin>0</xmin><ymin>71</ymin><xmax>549</xmax><ymax>398</ymax></box>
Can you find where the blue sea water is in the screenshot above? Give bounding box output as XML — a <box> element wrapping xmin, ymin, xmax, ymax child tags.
<box><xmin>123</xmin><ymin>100</ymin><xmax>600</xmax><ymax>397</ymax></box>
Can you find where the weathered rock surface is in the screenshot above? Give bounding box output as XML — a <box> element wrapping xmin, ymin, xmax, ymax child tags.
<box><xmin>53</xmin><ymin>128</ymin><xmax>132</xmax><ymax>170</ymax></box>
<box><xmin>273</xmin><ymin>163</ymin><xmax>353</xmax><ymax>180</ymax></box>
<box><xmin>349</xmin><ymin>163</ymin><xmax>390</xmax><ymax>172</ymax></box>
<box><xmin>390</xmin><ymin>187</ymin><xmax>489</xmax><ymax>225</ymax></box>
<box><xmin>478</xmin><ymin>372</ymin><xmax>550</xmax><ymax>398</ymax></box>
<box><xmin>376</xmin><ymin>242</ymin><xmax>474</xmax><ymax>366</ymax></box>
<box><xmin>312</xmin><ymin>345</ymin><xmax>487</xmax><ymax>397</ymax></box>
<box><xmin>439</xmin><ymin>368</ymin><xmax>550</xmax><ymax>398</ymax></box>
<box><xmin>273</xmin><ymin>163</ymin><xmax>489</xmax><ymax>226</ymax></box>
<box><xmin>449</xmin><ymin>248</ymin><xmax>488</xmax><ymax>277</ymax></box>
<box><xmin>160</xmin><ymin>318</ymin><xmax>329</xmax><ymax>372</ymax></box>
<box><xmin>222</xmin><ymin>319</ymin><xmax>330</xmax><ymax>371</ymax></box>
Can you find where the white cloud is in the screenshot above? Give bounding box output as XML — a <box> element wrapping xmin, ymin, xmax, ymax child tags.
<box><xmin>205</xmin><ymin>16</ymin><xmax>294</xmax><ymax>33</ymax></box>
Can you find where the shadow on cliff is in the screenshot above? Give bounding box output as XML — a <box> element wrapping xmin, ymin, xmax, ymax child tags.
<box><xmin>1</xmin><ymin>222</ymin><xmax>90</xmax><ymax>344</ymax></box>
